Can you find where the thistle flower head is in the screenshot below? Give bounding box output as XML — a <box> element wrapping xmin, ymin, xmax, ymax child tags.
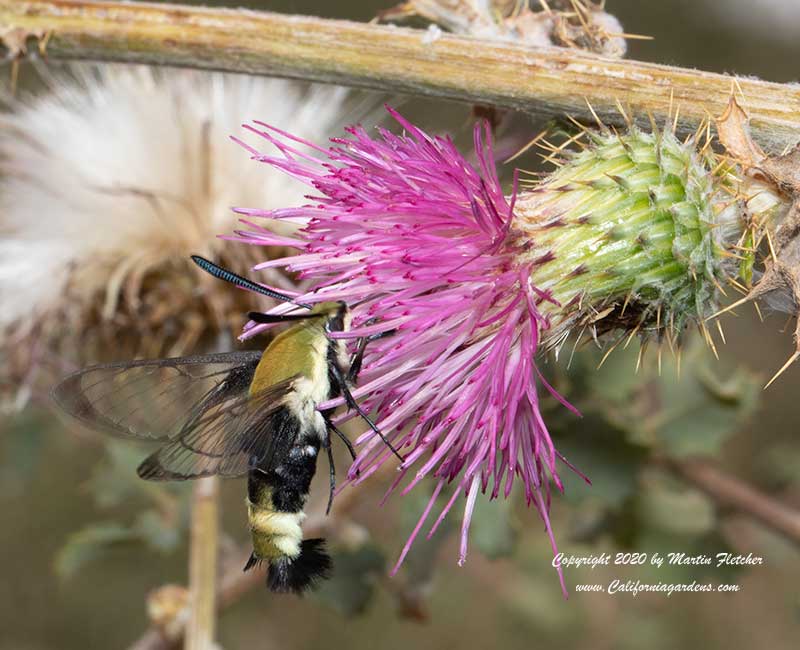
<box><xmin>234</xmin><ymin>109</ymin><xmax>579</xmax><ymax>592</ymax></box>
<box><xmin>231</xmin><ymin>107</ymin><xmax>783</xmax><ymax>593</ymax></box>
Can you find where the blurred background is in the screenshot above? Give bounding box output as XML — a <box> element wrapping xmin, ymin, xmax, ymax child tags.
<box><xmin>1</xmin><ymin>1</ymin><xmax>799</xmax><ymax>649</ymax></box>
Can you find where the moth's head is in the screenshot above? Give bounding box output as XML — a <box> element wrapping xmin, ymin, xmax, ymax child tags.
<box><xmin>313</xmin><ymin>301</ymin><xmax>350</xmax><ymax>333</ymax></box>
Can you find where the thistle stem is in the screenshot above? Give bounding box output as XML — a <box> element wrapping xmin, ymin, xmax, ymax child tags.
<box><xmin>661</xmin><ymin>456</ymin><xmax>800</xmax><ymax>544</ymax></box>
<box><xmin>2</xmin><ymin>1</ymin><xmax>800</xmax><ymax>152</ymax></box>
<box><xmin>129</xmin><ymin>478</ymin><xmax>364</xmax><ymax>650</ymax></box>
<box><xmin>185</xmin><ymin>476</ymin><xmax>219</xmax><ymax>650</ymax></box>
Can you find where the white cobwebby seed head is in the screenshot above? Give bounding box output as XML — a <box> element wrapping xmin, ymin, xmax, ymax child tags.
<box><xmin>0</xmin><ymin>64</ymin><xmax>360</xmax><ymax>330</ymax></box>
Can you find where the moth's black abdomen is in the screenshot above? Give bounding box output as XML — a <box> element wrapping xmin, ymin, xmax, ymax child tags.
<box><xmin>267</xmin><ymin>538</ymin><xmax>332</xmax><ymax>594</ymax></box>
<box><xmin>244</xmin><ymin>405</ymin><xmax>331</xmax><ymax>594</ymax></box>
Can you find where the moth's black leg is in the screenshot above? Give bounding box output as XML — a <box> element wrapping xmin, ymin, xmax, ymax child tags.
<box><xmin>330</xmin><ymin>363</ymin><xmax>404</xmax><ymax>462</ymax></box>
<box><xmin>347</xmin><ymin>338</ymin><xmax>369</xmax><ymax>384</ymax></box>
<box><xmin>323</xmin><ymin>415</ymin><xmax>360</xmax><ymax>480</ymax></box>
<box><xmin>367</xmin><ymin>329</ymin><xmax>397</xmax><ymax>341</ymax></box>
<box><xmin>324</xmin><ymin>415</ymin><xmax>357</xmax><ymax>462</ymax></box>
<box><xmin>348</xmin><ymin>329</ymin><xmax>397</xmax><ymax>383</ymax></box>
<box><xmin>322</xmin><ymin>434</ymin><xmax>336</xmax><ymax>515</ymax></box>
<box><xmin>248</xmin><ymin>456</ymin><xmax>269</xmax><ymax>475</ymax></box>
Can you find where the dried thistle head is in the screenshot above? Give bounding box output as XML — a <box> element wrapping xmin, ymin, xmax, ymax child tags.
<box><xmin>380</xmin><ymin>0</ymin><xmax>629</xmax><ymax>57</ymax></box>
<box><xmin>540</xmin><ymin>0</ymin><xmax>628</xmax><ymax>57</ymax></box>
<box><xmin>0</xmin><ymin>64</ymin><xmax>359</xmax><ymax>410</ymax></box>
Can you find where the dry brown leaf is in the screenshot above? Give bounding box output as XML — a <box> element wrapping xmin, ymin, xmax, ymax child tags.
<box><xmin>761</xmin><ymin>144</ymin><xmax>800</xmax><ymax>197</ymax></box>
<box><xmin>715</xmin><ymin>95</ymin><xmax>800</xmax><ymax>386</ymax></box>
<box><xmin>0</xmin><ymin>26</ymin><xmax>46</xmax><ymax>57</ymax></box>
<box><xmin>717</xmin><ymin>96</ymin><xmax>767</xmax><ymax>170</ymax></box>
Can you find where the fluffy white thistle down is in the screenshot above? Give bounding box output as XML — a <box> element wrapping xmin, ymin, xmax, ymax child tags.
<box><xmin>0</xmin><ymin>65</ymin><xmax>358</xmax><ymax>407</ymax></box>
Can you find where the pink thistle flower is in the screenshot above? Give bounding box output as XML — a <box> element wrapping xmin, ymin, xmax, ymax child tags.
<box><xmin>230</xmin><ymin>108</ymin><xmax>587</xmax><ymax>595</ymax></box>
<box><xmin>225</xmin><ymin>104</ymin><xmax>788</xmax><ymax>595</ymax></box>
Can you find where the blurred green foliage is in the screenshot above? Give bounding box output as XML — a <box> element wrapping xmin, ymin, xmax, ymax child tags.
<box><xmin>53</xmin><ymin>441</ymin><xmax>190</xmax><ymax>579</ymax></box>
<box><xmin>316</xmin><ymin>544</ymin><xmax>386</xmax><ymax>616</ymax></box>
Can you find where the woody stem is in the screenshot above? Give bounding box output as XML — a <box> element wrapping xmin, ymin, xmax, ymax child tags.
<box><xmin>1</xmin><ymin>0</ymin><xmax>799</xmax><ymax>152</ymax></box>
<box><xmin>185</xmin><ymin>476</ymin><xmax>219</xmax><ymax>650</ymax></box>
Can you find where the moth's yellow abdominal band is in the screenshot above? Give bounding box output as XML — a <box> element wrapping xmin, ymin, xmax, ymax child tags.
<box><xmin>248</xmin><ymin>493</ymin><xmax>307</xmax><ymax>560</ymax></box>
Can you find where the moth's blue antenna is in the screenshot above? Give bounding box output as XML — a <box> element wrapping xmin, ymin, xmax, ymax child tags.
<box><xmin>191</xmin><ymin>255</ymin><xmax>312</xmax><ymax>310</ymax></box>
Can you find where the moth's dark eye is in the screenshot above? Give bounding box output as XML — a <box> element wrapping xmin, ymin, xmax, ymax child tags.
<box><xmin>326</xmin><ymin>306</ymin><xmax>347</xmax><ymax>333</ymax></box>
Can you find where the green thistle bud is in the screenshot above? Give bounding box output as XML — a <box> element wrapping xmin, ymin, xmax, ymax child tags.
<box><xmin>513</xmin><ymin>125</ymin><xmax>784</xmax><ymax>348</ymax></box>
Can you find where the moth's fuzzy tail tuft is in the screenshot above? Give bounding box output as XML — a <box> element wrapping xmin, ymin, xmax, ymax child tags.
<box><xmin>267</xmin><ymin>538</ymin><xmax>332</xmax><ymax>594</ymax></box>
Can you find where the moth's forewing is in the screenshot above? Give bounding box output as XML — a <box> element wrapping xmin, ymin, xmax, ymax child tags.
<box><xmin>53</xmin><ymin>351</ymin><xmax>299</xmax><ymax>480</ymax></box>
<box><xmin>52</xmin><ymin>351</ymin><xmax>263</xmax><ymax>441</ymax></box>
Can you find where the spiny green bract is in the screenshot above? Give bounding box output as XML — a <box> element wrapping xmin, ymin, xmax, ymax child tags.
<box><xmin>513</xmin><ymin>125</ymin><xmax>781</xmax><ymax>349</ymax></box>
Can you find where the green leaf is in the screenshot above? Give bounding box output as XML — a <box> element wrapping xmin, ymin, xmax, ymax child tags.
<box><xmin>651</xmin><ymin>348</ymin><xmax>760</xmax><ymax>457</ymax></box>
<box><xmin>133</xmin><ymin>510</ymin><xmax>182</xmax><ymax>553</ymax></box>
<box><xmin>314</xmin><ymin>544</ymin><xmax>385</xmax><ymax>616</ymax></box>
<box><xmin>54</xmin><ymin>522</ymin><xmax>136</xmax><ymax>579</ymax></box>
<box><xmin>386</xmin><ymin>484</ymin><xmax>456</xmax><ymax>619</ymax></box>
<box><xmin>636</xmin><ymin>468</ymin><xmax>715</xmax><ymax>536</ymax></box>
<box><xmin>565</xmin><ymin>504</ymin><xmax>616</xmax><ymax>544</ymax></box>
<box><xmin>585</xmin><ymin>344</ymin><xmax>643</xmax><ymax>403</ymax></box>
<box><xmin>556</xmin><ymin>415</ymin><xmax>646</xmax><ymax>508</ymax></box>
<box><xmin>756</xmin><ymin>442</ymin><xmax>800</xmax><ymax>489</ymax></box>
<box><xmin>0</xmin><ymin>414</ymin><xmax>47</xmax><ymax>492</ymax></box>
<box><xmin>577</xmin><ymin>341</ymin><xmax>760</xmax><ymax>456</ymax></box>
<box><xmin>85</xmin><ymin>441</ymin><xmax>146</xmax><ymax>508</ymax></box>
<box><xmin>397</xmin><ymin>481</ymin><xmax>456</xmax><ymax>575</ymax></box>
<box><xmin>469</xmin><ymin>494</ymin><xmax>517</xmax><ymax>559</ymax></box>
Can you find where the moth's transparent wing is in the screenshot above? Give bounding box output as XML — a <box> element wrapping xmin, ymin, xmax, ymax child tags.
<box><xmin>54</xmin><ymin>350</ymin><xmax>301</xmax><ymax>480</ymax></box>
<box><xmin>52</xmin><ymin>351</ymin><xmax>264</xmax><ymax>441</ymax></box>
<box><xmin>135</xmin><ymin>378</ymin><xmax>299</xmax><ymax>480</ymax></box>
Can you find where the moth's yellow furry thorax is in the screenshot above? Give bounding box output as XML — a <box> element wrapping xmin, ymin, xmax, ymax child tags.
<box><xmin>248</xmin><ymin>302</ymin><xmax>349</xmax><ymax>397</ymax></box>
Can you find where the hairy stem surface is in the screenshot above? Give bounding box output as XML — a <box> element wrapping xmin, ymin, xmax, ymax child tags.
<box><xmin>1</xmin><ymin>1</ymin><xmax>799</xmax><ymax>152</ymax></box>
<box><xmin>186</xmin><ymin>476</ymin><xmax>219</xmax><ymax>650</ymax></box>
